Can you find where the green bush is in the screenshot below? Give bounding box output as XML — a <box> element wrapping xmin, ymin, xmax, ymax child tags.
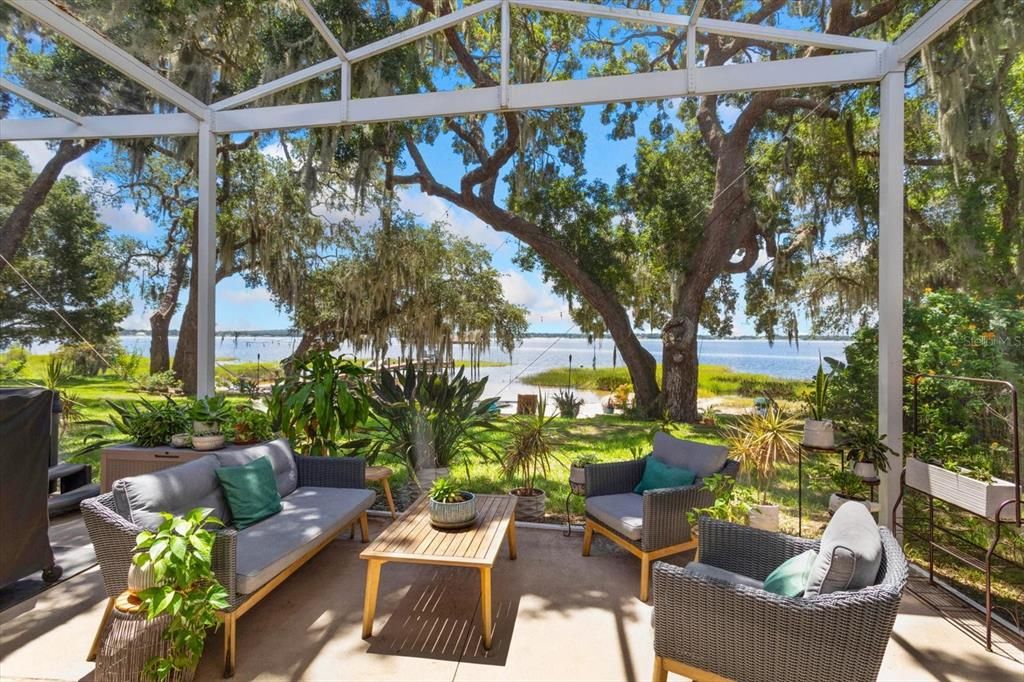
<box><xmin>141</xmin><ymin>370</ymin><xmax>182</xmax><ymax>394</ymax></box>
<box><xmin>56</xmin><ymin>338</ymin><xmax>124</xmax><ymax>376</ymax></box>
<box><xmin>0</xmin><ymin>346</ymin><xmax>28</xmax><ymax>381</ymax></box>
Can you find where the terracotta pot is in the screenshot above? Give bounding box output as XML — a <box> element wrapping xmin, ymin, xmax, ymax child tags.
<box><xmin>509</xmin><ymin>488</ymin><xmax>546</xmax><ymax>521</ymax></box>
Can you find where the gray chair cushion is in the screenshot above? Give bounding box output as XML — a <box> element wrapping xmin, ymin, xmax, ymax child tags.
<box><xmin>234</xmin><ymin>486</ymin><xmax>375</xmax><ymax>594</ymax></box>
<box><xmin>215</xmin><ymin>439</ymin><xmax>298</xmax><ymax>498</ymax></box>
<box><xmin>112</xmin><ymin>455</ymin><xmax>231</xmax><ymax>530</ymax></box>
<box><xmin>804</xmin><ymin>501</ymin><xmax>883</xmax><ymax>597</ymax></box>
<box><xmin>683</xmin><ymin>561</ymin><xmax>765</xmax><ymax>591</ymax></box>
<box><xmin>586</xmin><ymin>493</ymin><xmax>643</xmax><ymax>541</ymax></box>
<box><xmin>652</xmin><ymin>432</ymin><xmax>728</xmax><ymax>478</ymax></box>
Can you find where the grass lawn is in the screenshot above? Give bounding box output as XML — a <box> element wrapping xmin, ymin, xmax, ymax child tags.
<box><xmin>522</xmin><ymin>363</ymin><xmax>805</xmax><ymax>399</ymax></box>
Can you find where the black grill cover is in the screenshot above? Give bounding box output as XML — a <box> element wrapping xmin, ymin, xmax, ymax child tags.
<box><xmin>0</xmin><ymin>388</ymin><xmax>57</xmax><ymax>586</ymax></box>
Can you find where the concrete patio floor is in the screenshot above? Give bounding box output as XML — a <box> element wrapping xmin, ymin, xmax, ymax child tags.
<box><xmin>1</xmin><ymin>516</ymin><xmax>1021</xmax><ymax>681</ymax></box>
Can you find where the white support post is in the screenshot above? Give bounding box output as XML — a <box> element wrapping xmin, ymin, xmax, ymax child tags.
<box><xmin>196</xmin><ymin>120</ymin><xmax>217</xmax><ymax>398</ymax></box>
<box><xmin>500</xmin><ymin>0</ymin><xmax>511</xmax><ymax>108</ymax></box>
<box><xmin>686</xmin><ymin>0</ymin><xmax>706</xmax><ymax>93</ymax></box>
<box><xmin>341</xmin><ymin>61</ymin><xmax>351</xmax><ymax>122</ymax></box>
<box><xmin>877</xmin><ymin>70</ymin><xmax>905</xmax><ymax>531</ymax></box>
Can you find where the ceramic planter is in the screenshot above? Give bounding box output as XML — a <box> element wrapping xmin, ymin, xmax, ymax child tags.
<box><xmin>429</xmin><ymin>492</ymin><xmax>477</xmax><ymax>528</ymax></box>
<box><xmin>748</xmin><ymin>503</ymin><xmax>779</xmax><ymax>531</ymax></box>
<box><xmin>853</xmin><ymin>462</ymin><xmax>878</xmax><ymax>480</ymax></box>
<box><xmin>510</xmin><ymin>488</ymin><xmax>546</xmax><ymax>521</ymax></box>
<box><xmin>802</xmin><ymin>419</ymin><xmax>835</xmax><ymax>448</ymax></box>
<box><xmin>829</xmin><ymin>493</ymin><xmax>872</xmax><ymax>515</ymax></box>
<box><xmin>906</xmin><ymin>457</ymin><xmax>1018</xmax><ymax>521</ymax></box>
<box><xmin>569</xmin><ymin>466</ymin><xmax>587</xmax><ymax>495</ymax></box>
<box><xmin>191</xmin><ymin>434</ymin><xmax>225</xmax><ymax>451</ymax></box>
<box><xmin>127</xmin><ymin>561</ymin><xmax>156</xmax><ymax>592</ymax></box>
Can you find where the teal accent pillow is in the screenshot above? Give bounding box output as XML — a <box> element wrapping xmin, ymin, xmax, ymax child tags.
<box><xmin>764</xmin><ymin>549</ymin><xmax>818</xmax><ymax>597</ymax></box>
<box><xmin>215</xmin><ymin>455</ymin><xmax>282</xmax><ymax>530</ymax></box>
<box><xmin>633</xmin><ymin>457</ymin><xmax>696</xmax><ymax>494</ymax></box>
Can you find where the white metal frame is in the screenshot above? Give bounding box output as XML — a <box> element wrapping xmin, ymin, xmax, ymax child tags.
<box><xmin>0</xmin><ymin>0</ymin><xmax>984</xmax><ymax>519</ymax></box>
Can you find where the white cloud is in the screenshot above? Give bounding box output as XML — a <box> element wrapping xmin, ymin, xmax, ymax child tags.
<box><xmin>223</xmin><ymin>288</ymin><xmax>275</xmax><ymax>305</ymax></box>
<box><xmin>14</xmin><ymin>140</ymin><xmax>94</xmax><ymax>181</ymax></box>
<box><xmin>501</xmin><ymin>270</ymin><xmax>570</xmax><ymax>325</ymax></box>
<box><xmin>99</xmin><ymin>204</ymin><xmax>155</xmax><ymax>235</ymax></box>
<box><xmin>397</xmin><ymin>189</ymin><xmax>505</xmax><ymax>248</ymax></box>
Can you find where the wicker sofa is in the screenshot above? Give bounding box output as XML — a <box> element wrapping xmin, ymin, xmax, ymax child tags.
<box><xmin>582</xmin><ymin>432</ymin><xmax>739</xmax><ymax>601</ymax></box>
<box><xmin>82</xmin><ymin>439</ymin><xmax>374</xmax><ymax>678</ymax></box>
<box><xmin>652</xmin><ymin>514</ymin><xmax>908</xmax><ymax>682</ymax></box>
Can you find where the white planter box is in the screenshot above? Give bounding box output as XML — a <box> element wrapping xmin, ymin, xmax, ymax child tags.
<box><xmin>905</xmin><ymin>458</ymin><xmax>1019</xmax><ymax>521</ymax></box>
<box><xmin>802</xmin><ymin>419</ymin><xmax>835</xmax><ymax>449</ymax></box>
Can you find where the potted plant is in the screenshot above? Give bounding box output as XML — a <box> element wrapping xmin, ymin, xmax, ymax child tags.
<box><xmin>503</xmin><ymin>396</ymin><xmax>561</xmax><ymax>521</ymax></box>
<box><xmin>230</xmin><ymin>403</ymin><xmax>274</xmax><ymax>445</ymax></box>
<box><xmin>687</xmin><ymin>473</ymin><xmax>758</xmax><ymax>527</ymax></box>
<box><xmin>427</xmin><ymin>478</ymin><xmax>477</xmax><ymax>529</ymax></box>
<box><xmin>107</xmin><ymin>398</ymin><xmax>190</xmax><ymax>447</ymax></box>
<box><xmin>568</xmin><ymin>454</ymin><xmax>599</xmax><ymax>495</ymax></box>
<box><xmin>824</xmin><ymin>468</ymin><xmax>872</xmax><ymax>514</ymax></box>
<box><xmin>803</xmin><ymin>358</ymin><xmax>834</xmax><ymax>448</ymax></box>
<box><xmin>132</xmin><ymin>508</ymin><xmax>228</xmax><ymax>681</ymax></box>
<box><xmin>840</xmin><ymin>424</ymin><xmax>893</xmax><ymax>480</ymax></box>
<box><xmin>726</xmin><ymin>407</ymin><xmax>801</xmax><ymax>531</ymax></box>
<box><xmin>189</xmin><ymin>396</ymin><xmax>231</xmax><ymax>451</ymax></box>
<box><xmin>553</xmin><ymin>388</ymin><xmax>584</xmax><ymax>418</ymax></box>
<box><xmin>700</xmin><ymin>404</ymin><xmax>720</xmax><ymax>427</ymax></box>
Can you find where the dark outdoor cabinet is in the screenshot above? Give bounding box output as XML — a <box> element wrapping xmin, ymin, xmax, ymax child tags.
<box><xmin>0</xmin><ymin>388</ymin><xmax>61</xmax><ymax>586</ymax></box>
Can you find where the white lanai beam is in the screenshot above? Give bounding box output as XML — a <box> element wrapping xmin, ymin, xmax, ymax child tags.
<box><xmin>890</xmin><ymin>0</ymin><xmax>984</xmax><ymax>64</ymax></box>
<box><xmin>196</xmin><ymin>122</ymin><xmax>217</xmax><ymax>398</ymax></box>
<box><xmin>295</xmin><ymin>0</ymin><xmax>349</xmax><ymax>61</ymax></box>
<box><xmin>0</xmin><ymin>78</ymin><xmax>83</xmax><ymax>124</ymax></box>
<box><xmin>6</xmin><ymin>0</ymin><xmax>208</xmax><ymax>119</ymax></box>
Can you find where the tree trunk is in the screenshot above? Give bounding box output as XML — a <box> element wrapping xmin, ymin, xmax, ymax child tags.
<box><xmin>172</xmin><ymin>242</ymin><xmax>201</xmax><ymax>395</ymax></box>
<box><xmin>661</xmin><ymin>300</ymin><xmax>702</xmax><ymax>422</ymax></box>
<box><xmin>149</xmin><ymin>248</ymin><xmax>189</xmax><ymax>374</ymax></box>
<box><xmin>0</xmin><ymin>139</ymin><xmax>99</xmax><ymax>270</ymax></box>
<box><xmin>464</xmin><ymin>198</ymin><xmax>661</xmax><ymax>414</ymax></box>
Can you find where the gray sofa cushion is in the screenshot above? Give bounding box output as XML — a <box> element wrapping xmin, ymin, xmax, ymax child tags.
<box><xmin>683</xmin><ymin>561</ymin><xmax>765</xmax><ymax>591</ymax></box>
<box><xmin>804</xmin><ymin>501</ymin><xmax>883</xmax><ymax>597</ymax></box>
<box><xmin>215</xmin><ymin>439</ymin><xmax>298</xmax><ymax>498</ymax></box>
<box><xmin>652</xmin><ymin>432</ymin><xmax>728</xmax><ymax>478</ymax></box>
<box><xmin>586</xmin><ymin>493</ymin><xmax>643</xmax><ymax>541</ymax></box>
<box><xmin>234</xmin><ymin>486</ymin><xmax>375</xmax><ymax>594</ymax></box>
<box><xmin>112</xmin><ymin>455</ymin><xmax>231</xmax><ymax>530</ymax></box>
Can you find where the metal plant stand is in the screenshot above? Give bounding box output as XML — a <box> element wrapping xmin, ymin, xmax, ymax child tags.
<box><xmin>892</xmin><ymin>374</ymin><xmax>1022</xmax><ymax>650</ymax></box>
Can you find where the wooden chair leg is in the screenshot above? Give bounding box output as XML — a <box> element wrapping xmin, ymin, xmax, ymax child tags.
<box><xmin>582</xmin><ymin>520</ymin><xmax>594</xmax><ymax>556</ymax></box>
<box><xmin>652</xmin><ymin>655</ymin><xmax>668</xmax><ymax>682</ymax></box>
<box><xmin>358</xmin><ymin>511</ymin><xmax>370</xmax><ymax>543</ymax></box>
<box><xmin>640</xmin><ymin>553</ymin><xmax>652</xmax><ymax>602</ymax></box>
<box><xmin>87</xmin><ymin>597</ymin><xmax>115</xmax><ymax>662</ymax></box>
<box><xmin>222</xmin><ymin>612</ymin><xmax>237</xmax><ymax>678</ymax></box>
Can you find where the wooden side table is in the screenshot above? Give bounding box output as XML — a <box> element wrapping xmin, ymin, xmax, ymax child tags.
<box><xmin>366</xmin><ymin>465</ymin><xmax>397</xmax><ymax>519</ymax></box>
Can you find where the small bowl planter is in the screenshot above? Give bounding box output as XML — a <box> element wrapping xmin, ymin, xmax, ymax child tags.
<box><xmin>191</xmin><ymin>434</ymin><xmax>225</xmax><ymax>451</ymax></box>
<box><xmin>429</xmin><ymin>491</ymin><xmax>477</xmax><ymax>529</ymax></box>
<box><xmin>906</xmin><ymin>457</ymin><xmax>1018</xmax><ymax>521</ymax></box>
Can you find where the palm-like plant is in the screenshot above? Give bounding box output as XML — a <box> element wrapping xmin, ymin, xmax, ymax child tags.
<box><xmin>352</xmin><ymin>364</ymin><xmax>500</xmax><ymax>477</ymax></box>
<box><xmin>726</xmin><ymin>407</ymin><xmax>801</xmax><ymax>504</ymax></box>
<box><xmin>503</xmin><ymin>397</ymin><xmax>562</xmax><ymax>495</ymax></box>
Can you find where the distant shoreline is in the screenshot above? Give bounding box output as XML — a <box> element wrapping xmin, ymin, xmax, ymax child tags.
<box><xmin>118</xmin><ymin>329</ymin><xmax>854</xmax><ymax>342</ymax></box>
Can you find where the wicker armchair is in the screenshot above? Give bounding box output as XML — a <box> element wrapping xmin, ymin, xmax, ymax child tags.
<box><xmin>652</xmin><ymin>517</ymin><xmax>908</xmax><ymax>682</ymax></box>
<box><xmin>582</xmin><ymin>448</ymin><xmax>739</xmax><ymax>601</ymax></box>
<box><xmin>82</xmin><ymin>453</ymin><xmax>367</xmax><ymax>677</ymax></box>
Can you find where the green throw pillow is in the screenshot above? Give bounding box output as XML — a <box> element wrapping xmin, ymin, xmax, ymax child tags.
<box><xmin>633</xmin><ymin>457</ymin><xmax>696</xmax><ymax>494</ymax></box>
<box><xmin>215</xmin><ymin>455</ymin><xmax>282</xmax><ymax>530</ymax></box>
<box><xmin>764</xmin><ymin>549</ymin><xmax>818</xmax><ymax>597</ymax></box>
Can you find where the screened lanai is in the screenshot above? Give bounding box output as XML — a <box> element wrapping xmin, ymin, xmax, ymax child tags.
<box><xmin>2</xmin><ymin>0</ymin><xmax>984</xmax><ymax>527</ymax></box>
<box><xmin>4</xmin><ymin>2</ymin><xmax>1021</xmax><ymax>681</ymax></box>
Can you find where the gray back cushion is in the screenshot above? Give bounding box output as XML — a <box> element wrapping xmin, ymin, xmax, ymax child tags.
<box><xmin>804</xmin><ymin>501</ymin><xmax>883</xmax><ymax>597</ymax></box>
<box><xmin>652</xmin><ymin>431</ymin><xmax>728</xmax><ymax>478</ymax></box>
<box><xmin>113</xmin><ymin>455</ymin><xmax>231</xmax><ymax>530</ymax></box>
<box><xmin>215</xmin><ymin>439</ymin><xmax>298</xmax><ymax>498</ymax></box>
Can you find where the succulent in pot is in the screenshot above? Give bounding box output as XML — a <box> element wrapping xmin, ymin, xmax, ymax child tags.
<box><xmin>553</xmin><ymin>389</ymin><xmax>584</xmax><ymax>418</ymax></box>
<box><xmin>803</xmin><ymin>358</ymin><xmax>835</xmax><ymax>448</ymax></box>
<box><xmin>569</xmin><ymin>454</ymin><xmax>598</xmax><ymax>495</ymax></box>
<box><xmin>189</xmin><ymin>395</ymin><xmax>232</xmax><ymax>436</ymax></box>
<box><xmin>428</xmin><ymin>478</ymin><xmax>477</xmax><ymax>529</ymax></box>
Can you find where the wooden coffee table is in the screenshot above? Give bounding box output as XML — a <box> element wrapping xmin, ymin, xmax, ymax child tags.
<box><xmin>360</xmin><ymin>494</ymin><xmax>518</xmax><ymax>649</ymax></box>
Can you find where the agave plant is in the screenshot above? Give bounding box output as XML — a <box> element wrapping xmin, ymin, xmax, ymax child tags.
<box><xmin>350</xmin><ymin>363</ymin><xmax>500</xmax><ymax>477</ymax></box>
<box><xmin>725</xmin><ymin>407</ymin><xmax>801</xmax><ymax>504</ymax></box>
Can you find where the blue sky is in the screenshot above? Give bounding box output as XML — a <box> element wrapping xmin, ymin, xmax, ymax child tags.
<box><xmin>13</xmin><ymin>99</ymin><xmax>778</xmax><ymax>337</ymax></box>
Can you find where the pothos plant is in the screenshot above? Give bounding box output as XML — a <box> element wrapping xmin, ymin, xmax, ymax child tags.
<box><xmin>133</xmin><ymin>508</ymin><xmax>229</xmax><ymax>681</ymax></box>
